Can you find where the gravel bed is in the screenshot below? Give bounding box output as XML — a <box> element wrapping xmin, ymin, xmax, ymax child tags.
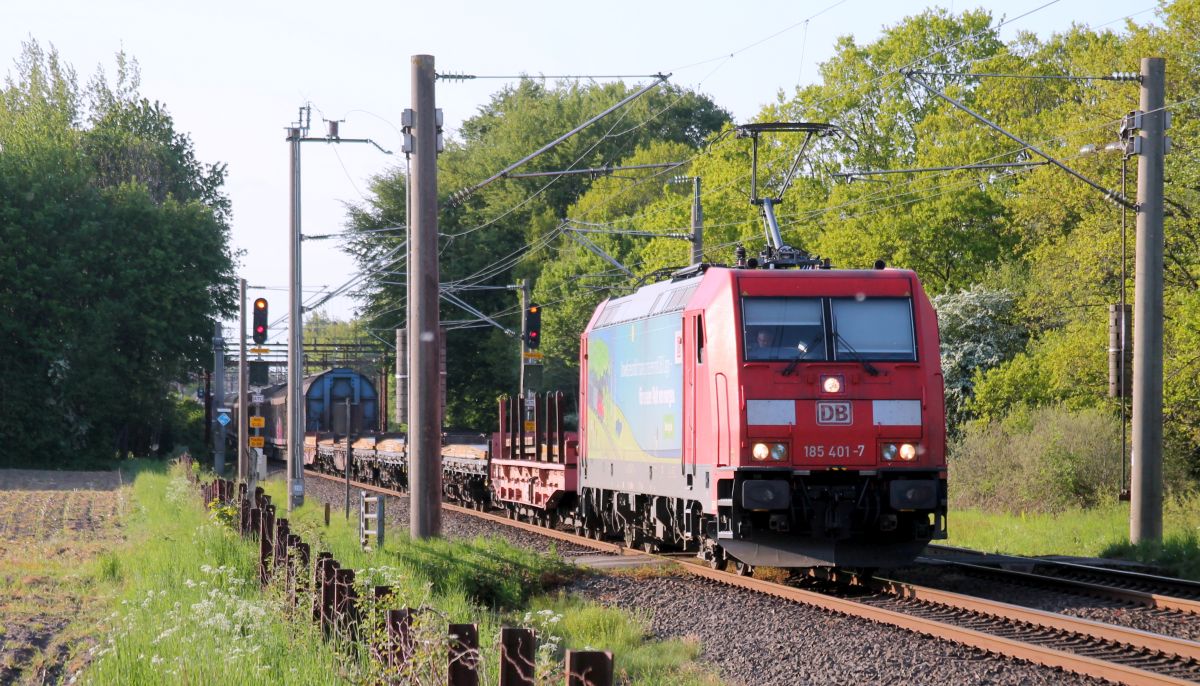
<box><xmin>570</xmin><ymin>573</ymin><xmax>1109</xmax><ymax>686</ymax></box>
<box><xmin>304</xmin><ymin>477</ymin><xmax>1118</xmax><ymax>684</ymax></box>
<box><xmin>302</xmin><ymin>475</ymin><xmax>600</xmax><ymax>557</ymax></box>
<box><xmin>889</xmin><ymin>565</ymin><xmax>1200</xmax><ymax>642</ymax></box>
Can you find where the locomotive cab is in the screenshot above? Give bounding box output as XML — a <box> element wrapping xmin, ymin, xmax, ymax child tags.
<box><xmin>716</xmin><ymin>270</ymin><xmax>947</xmax><ymax>567</ymax></box>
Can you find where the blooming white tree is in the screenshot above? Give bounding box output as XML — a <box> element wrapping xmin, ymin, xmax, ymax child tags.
<box><xmin>933</xmin><ymin>285</ymin><xmax>1026</xmax><ymax>428</ymax></box>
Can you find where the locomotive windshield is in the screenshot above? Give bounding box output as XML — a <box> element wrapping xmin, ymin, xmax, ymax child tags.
<box><xmin>744</xmin><ymin>298</ymin><xmax>827</xmax><ymax>361</ymax></box>
<box><xmin>831</xmin><ymin>297</ymin><xmax>916</xmax><ymax>361</ymax></box>
<box><xmin>742</xmin><ymin>296</ymin><xmax>916</xmax><ymax>362</ymax></box>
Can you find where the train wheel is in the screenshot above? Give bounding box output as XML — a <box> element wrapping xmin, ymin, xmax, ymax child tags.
<box><xmin>641</xmin><ymin>540</ymin><xmax>656</xmax><ymax>554</ymax></box>
<box><xmin>705</xmin><ymin>546</ymin><xmax>724</xmax><ymax>573</ymax></box>
<box><xmin>734</xmin><ymin>561</ymin><xmax>754</xmax><ymax>577</ymax></box>
<box><xmin>622</xmin><ymin>528</ymin><xmax>638</xmax><ymax>549</ymax></box>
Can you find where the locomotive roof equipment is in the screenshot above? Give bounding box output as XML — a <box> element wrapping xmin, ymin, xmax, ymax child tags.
<box><xmin>735</xmin><ymin>121</ymin><xmax>841</xmax><ymax>269</ymax></box>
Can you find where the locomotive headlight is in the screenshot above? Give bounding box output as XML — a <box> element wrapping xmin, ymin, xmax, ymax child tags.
<box><xmin>770</xmin><ymin>443</ymin><xmax>789</xmax><ymax>461</ymax></box>
<box><xmin>899</xmin><ymin>443</ymin><xmax>918</xmax><ymax>461</ymax></box>
<box><xmin>881</xmin><ymin>443</ymin><xmax>898</xmax><ymax>461</ymax></box>
<box><xmin>821</xmin><ymin>375</ymin><xmax>843</xmax><ymax>394</ymax></box>
<box><xmin>752</xmin><ymin>443</ymin><xmax>771</xmax><ymax>460</ymax></box>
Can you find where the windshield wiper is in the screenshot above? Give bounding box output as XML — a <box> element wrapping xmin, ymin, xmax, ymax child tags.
<box><xmin>835</xmin><ymin>332</ymin><xmax>881</xmax><ymax>376</ymax></box>
<box><xmin>781</xmin><ymin>334</ymin><xmax>821</xmax><ymax>377</ymax></box>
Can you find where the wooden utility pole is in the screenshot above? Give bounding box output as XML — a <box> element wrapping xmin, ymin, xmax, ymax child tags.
<box><xmin>408</xmin><ymin>54</ymin><xmax>442</xmax><ymax>539</ymax></box>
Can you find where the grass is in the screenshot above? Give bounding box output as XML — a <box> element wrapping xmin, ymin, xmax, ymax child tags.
<box><xmin>82</xmin><ymin>463</ymin><xmax>350</xmax><ymax>685</ymax></box>
<box><xmin>946</xmin><ymin>492</ymin><xmax>1200</xmax><ymax>580</ymax></box>
<box><xmin>74</xmin><ymin>462</ymin><xmax>719</xmax><ymax>685</ymax></box>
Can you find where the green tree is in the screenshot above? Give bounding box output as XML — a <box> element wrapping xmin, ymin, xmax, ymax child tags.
<box><xmin>0</xmin><ymin>41</ymin><xmax>235</xmax><ymax>465</ymax></box>
<box><xmin>345</xmin><ymin>80</ymin><xmax>728</xmax><ymax>428</ymax></box>
<box><xmin>933</xmin><ymin>285</ymin><xmax>1026</xmax><ymax>427</ymax></box>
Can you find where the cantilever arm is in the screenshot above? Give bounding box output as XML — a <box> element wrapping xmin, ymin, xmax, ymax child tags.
<box><xmin>903</xmin><ymin>70</ymin><xmax>1134</xmax><ymax>210</ymax></box>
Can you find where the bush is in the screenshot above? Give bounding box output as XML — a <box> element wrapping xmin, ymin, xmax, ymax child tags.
<box><xmin>157</xmin><ymin>393</ymin><xmax>206</xmax><ymax>457</ymax></box>
<box><xmin>949</xmin><ymin>405</ymin><xmax>1122</xmax><ymax>513</ymax></box>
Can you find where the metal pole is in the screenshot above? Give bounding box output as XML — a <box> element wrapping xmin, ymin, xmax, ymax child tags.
<box><xmin>238</xmin><ymin>278</ymin><xmax>248</xmax><ymax>483</ymax></box>
<box><xmin>1131</xmin><ymin>57</ymin><xmax>1166</xmax><ymax>544</ymax></box>
<box><xmin>409</xmin><ymin>54</ymin><xmax>441</xmax><ymax>538</ymax></box>
<box><xmin>287</xmin><ymin>125</ymin><xmax>306</xmax><ymax>512</ymax></box>
<box><xmin>213</xmin><ymin>322</ymin><xmax>226</xmax><ymax>475</ymax></box>
<box><xmin>519</xmin><ymin>278</ymin><xmax>529</xmax><ymax>402</ymax></box>
<box><xmin>204</xmin><ymin>370</ymin><xmax>211</xmax><ymax>449</ymax></box>
<box><xmin>344</xmin><ymin>397</ymin><xmax>351</xmax><ymax>519</ymax></box>
<box><xmin>1120</xmin><ymin>155</ymin><xmax>1129</xmax><ymax>498</ymax></box>
<box><xmin>690</xmin><ymin>176</ymin><xmax>703</xmax><ymax>265</ymax></box>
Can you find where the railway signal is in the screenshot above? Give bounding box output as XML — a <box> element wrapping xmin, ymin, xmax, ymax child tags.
<box><xmin>524</xmin><ymin>305</ymin><xmax>542</xmax><ymax>349</ymax></box>
<box><xmin>252</xmin><ymin>298</ymin><xmax>268</xmax><ymax>344</ymax></box>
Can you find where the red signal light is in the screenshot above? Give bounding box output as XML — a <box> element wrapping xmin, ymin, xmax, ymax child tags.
<box><xmin>252</xmin><ymin>298</ymin><xmax>268</xmax><ymax>344</ymax></box>
<box><xmin>524</xmin><ymin>305</ymin><xmax>542</xmax><ymax>349</ymax></box>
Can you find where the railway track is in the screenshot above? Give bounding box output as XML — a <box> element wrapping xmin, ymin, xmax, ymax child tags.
<box><xmin>923</xmin><ymin>544</ymin><xmax>1200</xmax><ymax>615</ymax></box>
<box><xmin>304</xmin><ymin>470</ymin><xmax>1200</xmax><ymax>685</ymax></box>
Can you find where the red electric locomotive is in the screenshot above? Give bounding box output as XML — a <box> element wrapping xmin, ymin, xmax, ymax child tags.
<box><xmin>577</xmin><ymin>259</ymin><xmax>947</xmax><ymax>570</ymax></box>
<box><xmin>576</xmin><ymin>121</ymin><xmax>946</xmax><ymax>571</ymax></box>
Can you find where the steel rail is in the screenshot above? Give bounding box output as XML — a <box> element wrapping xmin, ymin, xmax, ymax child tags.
<box><xmin>923</xmin><ymin>545</ymin><xmax>1200</xmax><ymax>615</ymax></box>
<box><xmin>866</xmin><ymin>576</ymin><xmax>1200</xmax><ymax>662</ymax></box>
<box><xmin>680</xmin><ymin>564</ymin><xmax>1197</xmax><ymax>686</ymax></box>
<box><xmin>303</xmin><ymin>469</ymin><xmax>1197</xmax><ymax>685</ymax></box>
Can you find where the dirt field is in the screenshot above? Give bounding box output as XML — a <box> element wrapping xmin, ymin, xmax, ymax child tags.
<box><xmin>0</xmin><ymin>469</ymin><xmax>127</xmax><ymax>685</ymax></box>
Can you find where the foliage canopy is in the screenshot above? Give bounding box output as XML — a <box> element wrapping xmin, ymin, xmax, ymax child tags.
<box><xmin>0</xmin><ymin>41</ymin><xmax>235</xmax><ymax>465</ymax></box>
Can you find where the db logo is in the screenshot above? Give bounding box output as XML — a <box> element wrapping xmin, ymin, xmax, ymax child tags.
<box><xmin>816</xmin><ymin>401</ymin><xmax>852</xmax><ymax>425</ymax></box>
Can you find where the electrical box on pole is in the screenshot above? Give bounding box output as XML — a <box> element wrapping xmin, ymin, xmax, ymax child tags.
<box><xmin>249</xmin><ymin>360</ymin><xmax>271</xmax><ymax>387</ymax></box>
<box><xmin>252</xmin><ymin>298</ymin><xmax>269</xmax><ymax>344</ymax></box>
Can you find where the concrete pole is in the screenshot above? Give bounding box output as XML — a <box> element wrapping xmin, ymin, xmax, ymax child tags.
<box><xmin>690</xmin><ymin>176</ymin><xmax>703</xmax><ymax>265</ymax></box>
<box><xmin>287</xmin><ymin>126</ymin><xmax>306</xmax><ymax>511</ymax></box>
<box><xmin>213</xmin><ymin>321</ymin><xmax>226</xmax><ymax>475</ymax></box>
<box><xmin>1131</xmin><ymin>57</ymin><xmax>1166</xmax><ymax>544</ymax></box>
<box><xmin>409</xmin><ymin>54</ymin><xmax>441</xmax><ymax>538</ymax></box>
<box><xmin>238</xmin><ymin>278</ymin><xmax>248</xmax><ymax>483</ymax></box>
<box><xmin>395</xmin><ymin>328</ymin><xmax>407</xmax><ymax>429</ymax></box>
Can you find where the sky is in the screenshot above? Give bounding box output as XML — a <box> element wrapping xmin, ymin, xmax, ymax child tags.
<box><xmin>4</xmin><ymin>0</ymin><xmax>1157</xmax><ymax>338</ymax></box>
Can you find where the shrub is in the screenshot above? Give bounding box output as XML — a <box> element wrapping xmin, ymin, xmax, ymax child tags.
<box><xmin>949</xmin><ymin>405</ymin><xmax>1122</xmax><ymax>513</ymax></box>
